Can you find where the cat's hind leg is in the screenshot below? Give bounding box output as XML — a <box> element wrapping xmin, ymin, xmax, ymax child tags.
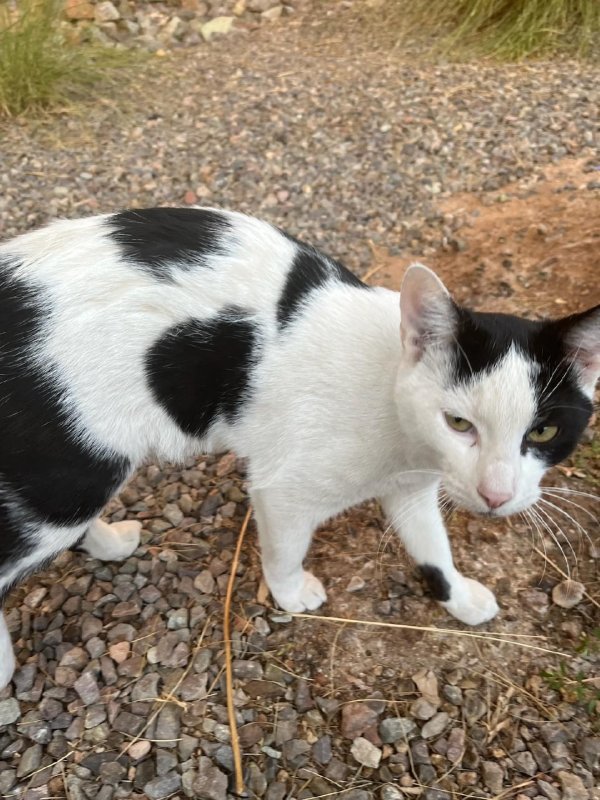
<box><xmin>380</xmin><ymin>484</ymin><xmax>499</xmax><ymax>626</ymax></box>
<box><xmin>251</xmin><ymin>489</ymin><xmax>327</xmax><ymax>613</ymax></box>
<box><xmin>79</xmin><ymin>518</ymin><xmax>141</xmax><ymax>561</ymax></box>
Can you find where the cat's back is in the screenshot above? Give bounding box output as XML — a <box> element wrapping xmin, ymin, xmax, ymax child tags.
<box><xmin>0</xmin><ymin>207</ymin><xmax>299</xmax><ymax>314</ymax></box>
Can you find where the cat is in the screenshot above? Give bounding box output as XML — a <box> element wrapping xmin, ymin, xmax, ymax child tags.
<box><xmin>0</xmin><ymin>206</ymin><xmax>598</xmax><ymax>690</ymax></box>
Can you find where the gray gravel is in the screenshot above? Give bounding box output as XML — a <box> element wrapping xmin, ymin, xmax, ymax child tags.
<box><xmin>0</xmin><ymin>8</ymin><xmax>599</xmax><ymax>800</ymax></box>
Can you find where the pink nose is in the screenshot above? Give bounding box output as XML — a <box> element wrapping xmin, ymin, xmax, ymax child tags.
<box><xmin>477</xmin><ymin>487</ymin><xmax>513</xmax><ymax>510</ymax></box>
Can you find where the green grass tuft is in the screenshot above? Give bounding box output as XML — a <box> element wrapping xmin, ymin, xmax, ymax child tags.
<box><xmin>0</xmin><ymin>0</ymin><xmax>139</xmax><ymax>118</ymax></box>
<box><xmin>363</xmin><ymin>0</ymin><xmax>600</xmax><ymax>60</ymax></box>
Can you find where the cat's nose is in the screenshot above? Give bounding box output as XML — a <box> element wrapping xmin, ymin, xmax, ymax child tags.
<box><xmin>477</xmin><ymin>486</ymin><xmax>513</xmax><ymax>510</ymax></box>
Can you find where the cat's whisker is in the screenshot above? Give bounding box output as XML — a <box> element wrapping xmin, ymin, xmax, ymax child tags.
<box><xmin>532</xmin><ymin>502</ymin><xmax>576</xmax><ymax>574</ymax></box>
<box><xmin>542</xmin><ymin>486</ymin><xmax>600</xmax><ymax>503</ymax></box>
<box><xmin>541</xmin><ymin>491</ymin><xmax>599</xmax><ymax>526</ymax></box>
<box><xmin>528</xmin><ymin>504</ymin><xmax>572</xmax><ymax>576</ymax></box>
<box><xmin>538</xmin><ymin>497</ymin><xmax>594</xmax><ymax>552</ymax></box>
<box><xmin>522</xmin><ymin>509</ymin><xmax>548</xmax><ymax>583</ymax></box>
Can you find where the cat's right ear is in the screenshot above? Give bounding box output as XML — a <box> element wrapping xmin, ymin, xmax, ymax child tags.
<box><xmin>400</xmin><ymin>264</ymin><xmax>455</xmax><ymax>362</ymax></box>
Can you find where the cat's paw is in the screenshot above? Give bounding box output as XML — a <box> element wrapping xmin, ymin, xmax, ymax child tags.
<box><xmin>0</xmin><ymin>616</ymin><xmax>16</xmax><ymax>691</ymax></box>
<box><xmin>442</xmin><ymin>576</ymin><xmax>499</xmax><ymax>626</ymax></box>
<box><xmin>83</xmin><ymin>520</ymin><xmax>142</xmax><ymax>561</ymax></box>
<box><xmin>270</xmin><ymin>570</ymin><xmax>327</xmax><ymax>613</ymax></box>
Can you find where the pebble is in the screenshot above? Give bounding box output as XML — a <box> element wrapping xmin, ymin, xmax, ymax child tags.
<box><xmin>0</xmin><ymin>698</ymin><xmax>21</xmax><ymax>725</ymax></box>
<box><xmin>557</xmin><ymin>771</ymin><xmax>590</xmax><ymax>800</ymax></box>
<box><xmin>350</xmin><ymin>736</ymin><xmax>382</xmax><ymax>769</ymax></box>
<box><xmin>411</xmin><ymin>698</ymin><xmax>437</xmax><ymax>720</ymax></box>
<box><xmin>579</xmin><ymin>737</ymin><xmax>600</xmax><ymax>773</ymax></box>
<box><xmin>512</xmin><ymin>750</ymin><xmax>538</xmax><ymax>776</ymax></box>
<box><xmin>381</xmin><ymin>787</ymin><xmax>404</xmax><ymax>800</ymax></box>
<box><xmin>193</xmin><ymin>757</ymin><xmax>228</xmax><ymax>800</ymax></box>
<box><xmin>346</xmin><ymin>575</ymin><xmax>366</xmax><ymax>592</ymax></box>
<box><xmin>341</xmin><ymin>703</ymin><xmax>380</xmax><ymax>739</ymax></box>
<box><xmin>421</xmin><ymin>712</ymin><xmax>449</xmax><ymax>739</ymax></box>
<box><xmin>379</xmin><ymin>717</ymin><xmax>416</xmax><ymax>743</ymax></box>
<box><xmin>145</xmin><ymin>772</ymin><xmax>182</xmax><ymax>799</ymax></box>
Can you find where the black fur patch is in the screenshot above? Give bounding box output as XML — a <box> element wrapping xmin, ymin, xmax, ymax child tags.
<box><xmin>278</xmin><ymin>244</ymin><xmax>367</xmax><ymax>327</ymax></box>
<box><xmin>146</xmin><ymin>309</ymin><xmax>258</xmax><ymax>437</ymax></box>
<box><xmin>450</xmin><ymin>308</ymin><xmax>594</xmax><ymax>466</ymax></box>
<box><xmin>0</xmin><ymin>263</ymin><xmax>129</xmax><ymax>595</ymax></box>
<box><xmin>108</xmin><ymin>207</ymin><xmax>231</xmax><ymax>281</ymax></box>
<box><xmin>420</xmin><ymin>564</ymin><xmax>451</xmax><ymax>602</ymax></box>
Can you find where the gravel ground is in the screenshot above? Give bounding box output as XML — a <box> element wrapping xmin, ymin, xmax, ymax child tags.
<box><xmin>0</xmin><ymin>8</ymin><xmax>599</xmax><ymax>800</ymax></box>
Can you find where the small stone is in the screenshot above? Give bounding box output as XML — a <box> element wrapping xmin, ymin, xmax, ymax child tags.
<box><xmin>313</xmin><ymin>735</ymin><xmax>332</xmax><ymax>764</ymax></box>
<box><xmin>282</xmin><ymin>738</ymin><xmax>310</xmax><ymax>767</ymax></box>
<box><xmin>346</xmin><ymin>575</ymin><xmax>366</xmax><ymax>592</ymax></box>
<box><xmin>194</xmin><ymin>569</ymin><xmax>215</xmax><ymax>594</ymax></box>
<box><xmin>350</xmin><ymin>736</ymin><xmax>382</xmax><ymax>768</ymax></box>
<box><xmin>512</xmin><ymin>750</ymin><xmax>538</xmax><ymax>776</ymax></box>
<box><xmin>0</xmin><ymin>698</ymin><xmax>21</xmax><ymax>726</ymax></box>
<box><xmin>162</xmin><ymin>503</ymin><xmax>184</xmax><ymax>527</ymax></box>
<box><xmin>446</xmin><ymin>727</ymin><xmax>465</xmax><ymax>763</ymax></box>
<box><xmin>421</xmin><ymin>712</ymin><xmax>449</xmax><ymax>739</ymax></box>
<box><xmin>341</xmin><ymin>703</ymin><xmax>379</xmax><ymax>739</ymax></box>
<box><xmin>74</xmin><ymin>672</ymin><xmax>101</xmax><ymax>705</ymax></box>
<box><xmin>557</xmin><ymin>771</ymin><xmax>589</xmax><ymax>800</ymax></box>
<box><xmin>379</xmin><ymin>717</ymin><xmax>416</xmax><ymax>743</ymax></box>
<box><xmin>109</xmin><ymin>641</ymin><xmax>130</xmax><ymax>663</ymax></box>
<box><xmin>17</xmin><ymin>743</ymin><xmax>42</xmax><ymax>777</ymax></box>
<box><xmin>381</xmin><ymin>787</ymin><xmax>404</xmax><ymax>800</ymax></box>
<box><xmin>145</xmin><ymin>772</ymin><xmax>182</xmax><ymax>800</ymax></box>
<box><xmin>411</xmin><ymin>697</ymin><xmax>437</xmax><ymax>720</ymax></box>
<box><xmin>462</xmin><ymin>690</ymin><xmax>486</xmax><ymax>724</ymax></box>
<box><xmin>579</xmin><ymin>737</ymin><xmax>600</xmax><ymax>774</ymax></box>
<box><xmin>262</xmin><ymin>5</ymin><xmax>283</xmax><ymax>19</ymax></box>
<box><xmin>200</xmin><ymin>16</ymin><xmax>234</xmax><ymax>40</ymax></box>
<box><xmin>95</xmin><ymin>1</ymin><xmax>120</xmax><ymax>23</ymax></box>
<box><xmin>155</xmin><ymin>705</ymin><xmax>180</xmax><ymax>747</ymax></box>
<box><xmin>128</xmin><ymin>740</ymin><xmax>152</xmax><ymax>761</ymax></box>
<box><xmin>442</xmin><ymin>685</ymin><xmax>462</xmax><ymax>705</ymax></box>
<box><xmin>167</xmin><ymin>608</ymin><xmax>189</xmax><ymax>630</ymax></box>
<box><xmin>537</xmin><ymin>780</ymin><xmax>561</xmax><ymax>800</ymax></box>
<box><xmin>64</xmin><ymin>0</ymin><xmax>95</xmax><ymax>20</ymax></box>
<box><xmin>193</xmin><ymin>757</ymin><xmax>227</xmax><ymax>800</ymax></box>
<box><xmin>551</xmin><ymin>580</ymin><xmax>585</xmax><ymax>609</ymax></box>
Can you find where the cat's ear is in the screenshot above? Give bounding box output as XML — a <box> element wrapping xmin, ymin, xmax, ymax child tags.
<box><xmin>400</xmin><ymin>264</ymin><xmax>456</xmax><ymax>362</ymax></box>
<box><xmin>558</xmin><ymin>304</ymin><xmax>600</xmax><ymax>396</ymax></box>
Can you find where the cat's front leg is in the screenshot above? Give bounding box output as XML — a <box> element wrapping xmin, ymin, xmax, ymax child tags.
<box><xmin>380</xmin><ymin>485</ymin><xmax>499</xmax><ymax>626</ymax></box>
<box><xmin>0</xmin><ymin>610</ymin><xmax>16</xmax><ymax>690</ymax></box>
<box><xmin>251</xmin><ymin>489</ymin><xmax>327</xmax><ymax>613</ymax></box>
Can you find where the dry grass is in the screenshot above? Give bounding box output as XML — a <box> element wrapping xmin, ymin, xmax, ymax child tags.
<box><xmin>0</xmin><ymin>0</ymin><xmax>139</xmax><ymax>117</ymax></box>
<box><xmin>360</xmin><ymin>0</ymin><xmax>600</xmax><ymax>60</ymax></box>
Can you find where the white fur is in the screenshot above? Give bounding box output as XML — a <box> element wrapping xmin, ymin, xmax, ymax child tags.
<box><xmin>0</xmin><ymin>612</ymin><xmax>15</xmax><ymax>689</ymax></box>
<box><xmin>0</xmin><ymin>216</ymin><xmax>596</xmax><ymax>689</ymax></box>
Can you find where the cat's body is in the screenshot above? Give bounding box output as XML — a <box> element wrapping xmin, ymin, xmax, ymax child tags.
<box><xmin>0</xmin><ymin>207</ymin><xmax>598</xmax><ymax>690</ymax></box>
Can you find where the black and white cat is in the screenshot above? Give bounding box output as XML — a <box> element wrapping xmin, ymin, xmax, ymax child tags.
<box><xmin>0</xmin><ymin>207</ymin><xmax>598</xmax><ymax>689</ymax></box>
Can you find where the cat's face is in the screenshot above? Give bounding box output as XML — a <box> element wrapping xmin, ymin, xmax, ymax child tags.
<box><xmin>398</xmin><ymin>265</ymin><xmax>599</xmax><ymax>517</ymax></box>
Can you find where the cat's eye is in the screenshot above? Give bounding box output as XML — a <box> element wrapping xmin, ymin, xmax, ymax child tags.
<box><xmin>527</xmin><ymin>424</ymin><xmax>559</xmax><ymax>444</ymax></box>
<box><xmin>444</xmin><ymin>413</ymin><xmax>474</xmax><ymax>433</ymax></box>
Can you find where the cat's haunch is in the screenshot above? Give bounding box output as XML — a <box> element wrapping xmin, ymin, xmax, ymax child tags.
<box><xmin>0</xmin><ymin>207</ymin><xmax>598</xmax><ymax>689</ymax></box>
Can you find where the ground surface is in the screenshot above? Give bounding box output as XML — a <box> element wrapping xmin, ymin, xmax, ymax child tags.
<box><xmin>0</xmin><ymin>8</ymin><xmax>598</xmax><ymax>800</ymax></box>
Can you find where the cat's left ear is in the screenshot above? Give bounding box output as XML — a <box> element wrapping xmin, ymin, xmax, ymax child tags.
<box><xmin>400</xmin><ymin>264</ymin><xmax>455</xmax><ymax>362</ymax></box>
<box><xmin>558</xmin><ymin>304</ymin><xmax>600</xmax><ymax>396</ymax></box>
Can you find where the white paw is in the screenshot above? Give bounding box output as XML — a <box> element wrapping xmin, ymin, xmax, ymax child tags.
<box><xmin>0</xmin><ymin>618</ymin><xmax>16</xmax><ymax>691</ymax></box>
<box><xmin>83</xmin><ymin>520</ymin><xmax>142</xmax><ymax>561</ymax></box>
<box><xmin>270</xmin><ymin>570</ymin><xmax>327</xmax><ymax>613</ymax></box>
<box><xmin>442</xmin><ymin>576</ymin><xmax>499</xmax><ymax>626</ymax></box>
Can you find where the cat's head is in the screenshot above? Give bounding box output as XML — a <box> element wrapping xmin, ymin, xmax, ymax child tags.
<box><xmin>397</xmin><ymin>264</ymin><xmax>600</xmax><ymax>516</ymax></box>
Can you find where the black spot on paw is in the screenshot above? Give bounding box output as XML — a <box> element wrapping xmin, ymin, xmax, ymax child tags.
<box><xmin>420</xmin><ymin>564</ymin><xmax>451</xmax><ymax>602</ymax></box>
